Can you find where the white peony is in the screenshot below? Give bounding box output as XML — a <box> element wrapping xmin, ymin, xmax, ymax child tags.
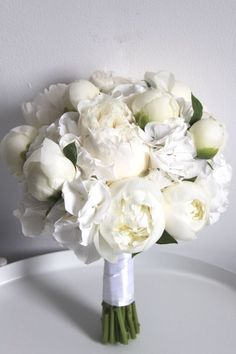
<box><xmin>96</xmin><ymin>178</ymin><xmax>165</xmax><ymax>262</ymax></box>
<box><xmin>22</xmin><ymin>84</ymin><xmax>70</xmax><ymax>128</ymax></box>
<box><xmin>163</xmin><ymin>181</ymin><xmax>209</xmax><ymax>240</ymax></box>
<box><xmin>26</xmin><ymin>111</ymin><xmax>81</xmax><ymax>157</ymax></box>
<box><xmin>69</xmin><ymin>80</ymin><xmax>100</xmax><ymax>109</ymax></box>
<box><xmin>78</xmin><ymin>95</ymin><xmax>149</xmax><ymax>180</ymax></box>
<box><xmin>196</xmin><ymin>154</ymin><xmax>232</xmax><ymax>224</ymax></box>
<box><xmin>144</xmin><ymin>71</ymin><xmax>192</xmax><ymax>102</ymax></box>
<box><xmin>111</xmin><ymin>82</ymin><xmax>148</xmax><ymax>108</ymax></box>
<box><xmin>24</xmin><ymin>138</ymin><xmax>75</xmax><ymax>201</ymax></box>
<box><xmin>90</xmin><ymin>71</ymin><xmax>130</xmax><ymax>93</ymax></box>
<box><xmin>131</xmin><ymin>89</ymin><xmax>180</xmax><ymax>128</ymax></box>
<box><xmin>143</xmin><ymin>118</ymin><xmax>204</xmax><ymax>179</ymax></box>
<box><xmin>189</xmin><ymin>115</ymin><xmax>226</xmax><ymax>159</ymax></box>
<box><xmin>0</xmin><ymin>125</ymin><xmax>37</xmax><ymax>176</ymax></box>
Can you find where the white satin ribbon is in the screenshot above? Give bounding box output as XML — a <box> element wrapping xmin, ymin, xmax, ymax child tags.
<box><xmin>103</xmin><ymin>253</ymin><xmax>134</xmax><ymax>306</ymax></box>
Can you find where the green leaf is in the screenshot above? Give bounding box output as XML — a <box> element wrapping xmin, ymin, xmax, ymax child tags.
<box><xmin>63</xmin><ymin>142</ymin><xmax>77</xmax><ymax>166</ymax></box>
<box><xmin>156</xmin><ymin>230</ymin><xmax>178</xmax><ymax>245</ymax></box>
<box><xmin>46</xmin><ymin>193</ymin><xmax>62</xmax><ymax>216</ymax></box>
<box><xmin>144</xmin><ymin>80</ymin><xmax>151</xmax><ymax>88</ymax></box>
<box><xmin>134</xmin><ymin>112</ymin><xmax>150</xmax><ymax>130</ymax></box>
<box><xmin>207</xmin><ymin>161</ymin><xmax>214</xmax><ymax>170</ymax></box>
<box><xmin>184</xmin><ymin>176</ymin><xmax>197</xmax><ymax>182</ymax></box>
<box><xmin>132</xmin><ymin>253</ymin><xmax>140</xmax><ymax>258</ymax></box>
<box><xmin>189</xmin><ymin>93</ymin><xmax>203</xmax><ymax>126</ymax></box>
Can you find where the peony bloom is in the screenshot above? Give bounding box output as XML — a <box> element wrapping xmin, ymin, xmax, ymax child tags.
<box><xmin>23</xmin><ymin>138</ymin><xmax>75</xmax><ymax>201</ymax></box>
<box><xmin>22</xmin><ymin>83</ymin><xmax>70</xmax><ymax>127</ymax></box>
<box><xmin>163</xmin><ymin>181</ymin><xmax>209</xmax><ymax>240</ymax></box>
<box><xmin>96</xmin><ymin>178</ymin><xmax>165</xmax><ymax>262</ymax></box>
<box><xmin>90</xmin><ymin>71</ymin><xmax>130</xmax><ymax>93</ymax></box>
<box><xmin>78</xmin><ymin>95</ymin><xmax>150</xmax><ymax>181</ymax></box>
<box><xmin>69</xmin><ymin>80</ymin><xmax>100</xmax><ymax>109</ymax></box>
<box><xmin>196</xmin><ymin>154</ymin><xmax>232</xmax><ymax>224</ymax></box>
<box><xmin>0</xmin><ymin>125</ymin><xmax>37</xmax><ymax>176</ymax></box>
<box><xmin>144</xmin><ymin>71</ymin><xmax>192</xmax><ymax>102</ymax></box>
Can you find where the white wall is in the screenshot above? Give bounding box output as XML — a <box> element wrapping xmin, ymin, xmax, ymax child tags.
<box><xmin>0</xmin><ymin>0</ymin><xmax>235</xmax><ymax>268</ymax></box>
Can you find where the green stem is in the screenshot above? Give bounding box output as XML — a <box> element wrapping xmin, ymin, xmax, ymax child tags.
<box><xmin>109</xmin><ymin>306</ymin><xmax>115</xmax><ymax>344</ymax></box>
<box><xmin>101</xmin><ymin>301</ymin><xmax>140</xmax><ymax>344</ymax></box>
<box><xmin>132</xmin><ymin>302</ymin><xmax>140</xmax><ymax>334</ymax></box>
<box><xmin>115</xmin><ymin>307</ymin><xmax>128</xmax><ymax>344</ymax></box>
<box><xmin>102</xmin><ymin>310</ymin><xmax>109</xmax><ymax>343</ymax></box>
<box><xmin>127</xmin><ymin>304</ymin><xmax>136</xmax><ymax>339</ymax></box>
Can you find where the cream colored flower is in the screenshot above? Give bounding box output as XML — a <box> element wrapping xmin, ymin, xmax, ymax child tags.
<box><xmin>163</xmin><ymin>181</ymin><xmax>209</xmax><ymax>240</ymax></box>
<box><xmin>96</xmin><ymin>178</ymin><xmax>165</xmax><ymax>262</ymax></box>
<box><xmin>0</xmin><ymin>125</ymin><xmax>37</xmax><ymax>176</ymax></box>
<box><xmin>78</xmin><ymin>95</ymin><xmax>149</xmax><ymax>180</ymax></box>
<box><xmin>24</xmin><ymin>138</ymin><xmax>75</xmax><ymax>201</ymax></box>
<box><xmin>131</xmin><ymin>90</ymin><xmax>180</xmax><ymax>128</ymax></box>
<box><xmin>22</xmin><ymin>84</ymin><xmax>70</xmax><ymax>127</ymax></box>
<box><xmin>189</xmin><ymin>115</ymin><xmax>225</xmax><ymax>159</ymax></box>
<box><xmin>69</xmin><ymin>80</ymin><xmax>100</xmax><ymax>109</ymax></box>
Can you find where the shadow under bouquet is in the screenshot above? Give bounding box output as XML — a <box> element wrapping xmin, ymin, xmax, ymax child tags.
<box><xmin>0</xmin><ymin>70</ymin><xmax>232</xmax><ymax>345</ymax></box>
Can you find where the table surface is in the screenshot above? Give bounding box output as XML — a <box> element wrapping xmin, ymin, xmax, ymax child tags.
<box><xmin>0</xmin><ymin>249</ymin><xmax>236</xmax><ymax>354</ymax></box>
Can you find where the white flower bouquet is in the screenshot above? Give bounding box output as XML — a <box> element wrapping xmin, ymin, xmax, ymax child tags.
<box><xmin>0</xmin><ymin>70</ymin><xmax>232</xmax><ymax>344</ymax></box>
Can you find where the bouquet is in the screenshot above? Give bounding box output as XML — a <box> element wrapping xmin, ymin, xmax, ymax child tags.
<box><xmin>0</xmin><ymin>70</ymin><xmax>232</xmax><ymax>345</ymax></box>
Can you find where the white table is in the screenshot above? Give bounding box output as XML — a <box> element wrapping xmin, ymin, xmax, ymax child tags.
<box><xmin>0</xmin><ymin>249</ymin><xmax>236</xmax><ymax>354</ymax></box>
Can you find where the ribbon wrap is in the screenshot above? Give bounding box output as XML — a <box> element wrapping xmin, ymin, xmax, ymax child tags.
<box><xmin>103</xmin><ymin>253</ymin><xmax>134</xmax><ymax>307</ymax></box>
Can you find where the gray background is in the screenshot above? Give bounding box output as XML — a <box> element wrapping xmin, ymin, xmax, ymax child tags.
<box><xmin>0</xmin><ymin>0</ymin><xmax>235</xmax><ymax>269</ymax></box>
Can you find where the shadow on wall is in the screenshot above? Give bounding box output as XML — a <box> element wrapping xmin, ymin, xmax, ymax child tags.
<box><xmin>0</xmin><ymin>70</ymin><xmax>81</xmax><ymax>263</ymax></box>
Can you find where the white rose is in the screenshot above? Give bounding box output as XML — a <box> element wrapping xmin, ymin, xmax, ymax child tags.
<box><xmin>163</xmin><ymin>181</ymin><xmax>209</xmax><ymax>240</ymax></box>
<box><xmin>131</xmin><ymin>90</ymin><xmax>179</xmax><ymax>128</ymax></box>
<box><xmin>196</xmin><ymin>154</ymin><xmax>232</xmax><ymax>224</ymax></box>
<box><xmin>96</xmin><ymin>178</ymin><xmax>165</xmax><ymax>262</ymax></box>
<box><xmin>23</xmin><ymin>138</ymin><xmax>75</xmax><ymax>201</ymax></box>
<box><xmin>78</xmin><ymin>95</ymin><xmax>149</xmax><ymax>180</ymax></box>
<box><xmin>0</xmin><ymin>125</ymin><xmax>37</xmax><ymax>176</ymax></box>
<box><xmin>189</xmin><ymin>116</ymin><xmax>225</xmax><ymax>159</ymax></box>
<box><xmin>69</xmin><ymin>80</ymin><xmax>100</xmax><ymax>109</ymax></box>
<box><xmin>22</xmin><ymin>84</ymin><xmax>70</xmax><ymax>128</ymax></box>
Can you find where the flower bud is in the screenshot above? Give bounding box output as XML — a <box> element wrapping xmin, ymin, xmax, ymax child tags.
<box><xmin>189</xmin><ymin>117</ymin><xmax>225</xmax><ymax>159</ymax></box>
<box><xmin>171</xmin><ymin>81</ymin><xmax>192</xmax><ymax>102</ymax></box>
<box><xmin>0</xmin><ymin>125</ymin><xmax>37</xmax><ymax>176</ymax></box>
<box><xmin>69</xmin><ymin>80</ymin><xmax>99</xmax><ymax>109</ymax></box>
<box><xmin>24</xmin><ymin>138</ymin><xmax>75</xmax><ymax>201</ymax></box>
<box><xmin>132</xmin><ymin>91</ymin><xmax>179</xmax><ymax>129</ymax></box>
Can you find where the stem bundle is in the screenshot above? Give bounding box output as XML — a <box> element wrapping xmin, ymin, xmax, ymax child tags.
<box><xmin>101</xmin><ymin>301</ymin><xmax>140</xmax><ymax>344</ymax></box>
